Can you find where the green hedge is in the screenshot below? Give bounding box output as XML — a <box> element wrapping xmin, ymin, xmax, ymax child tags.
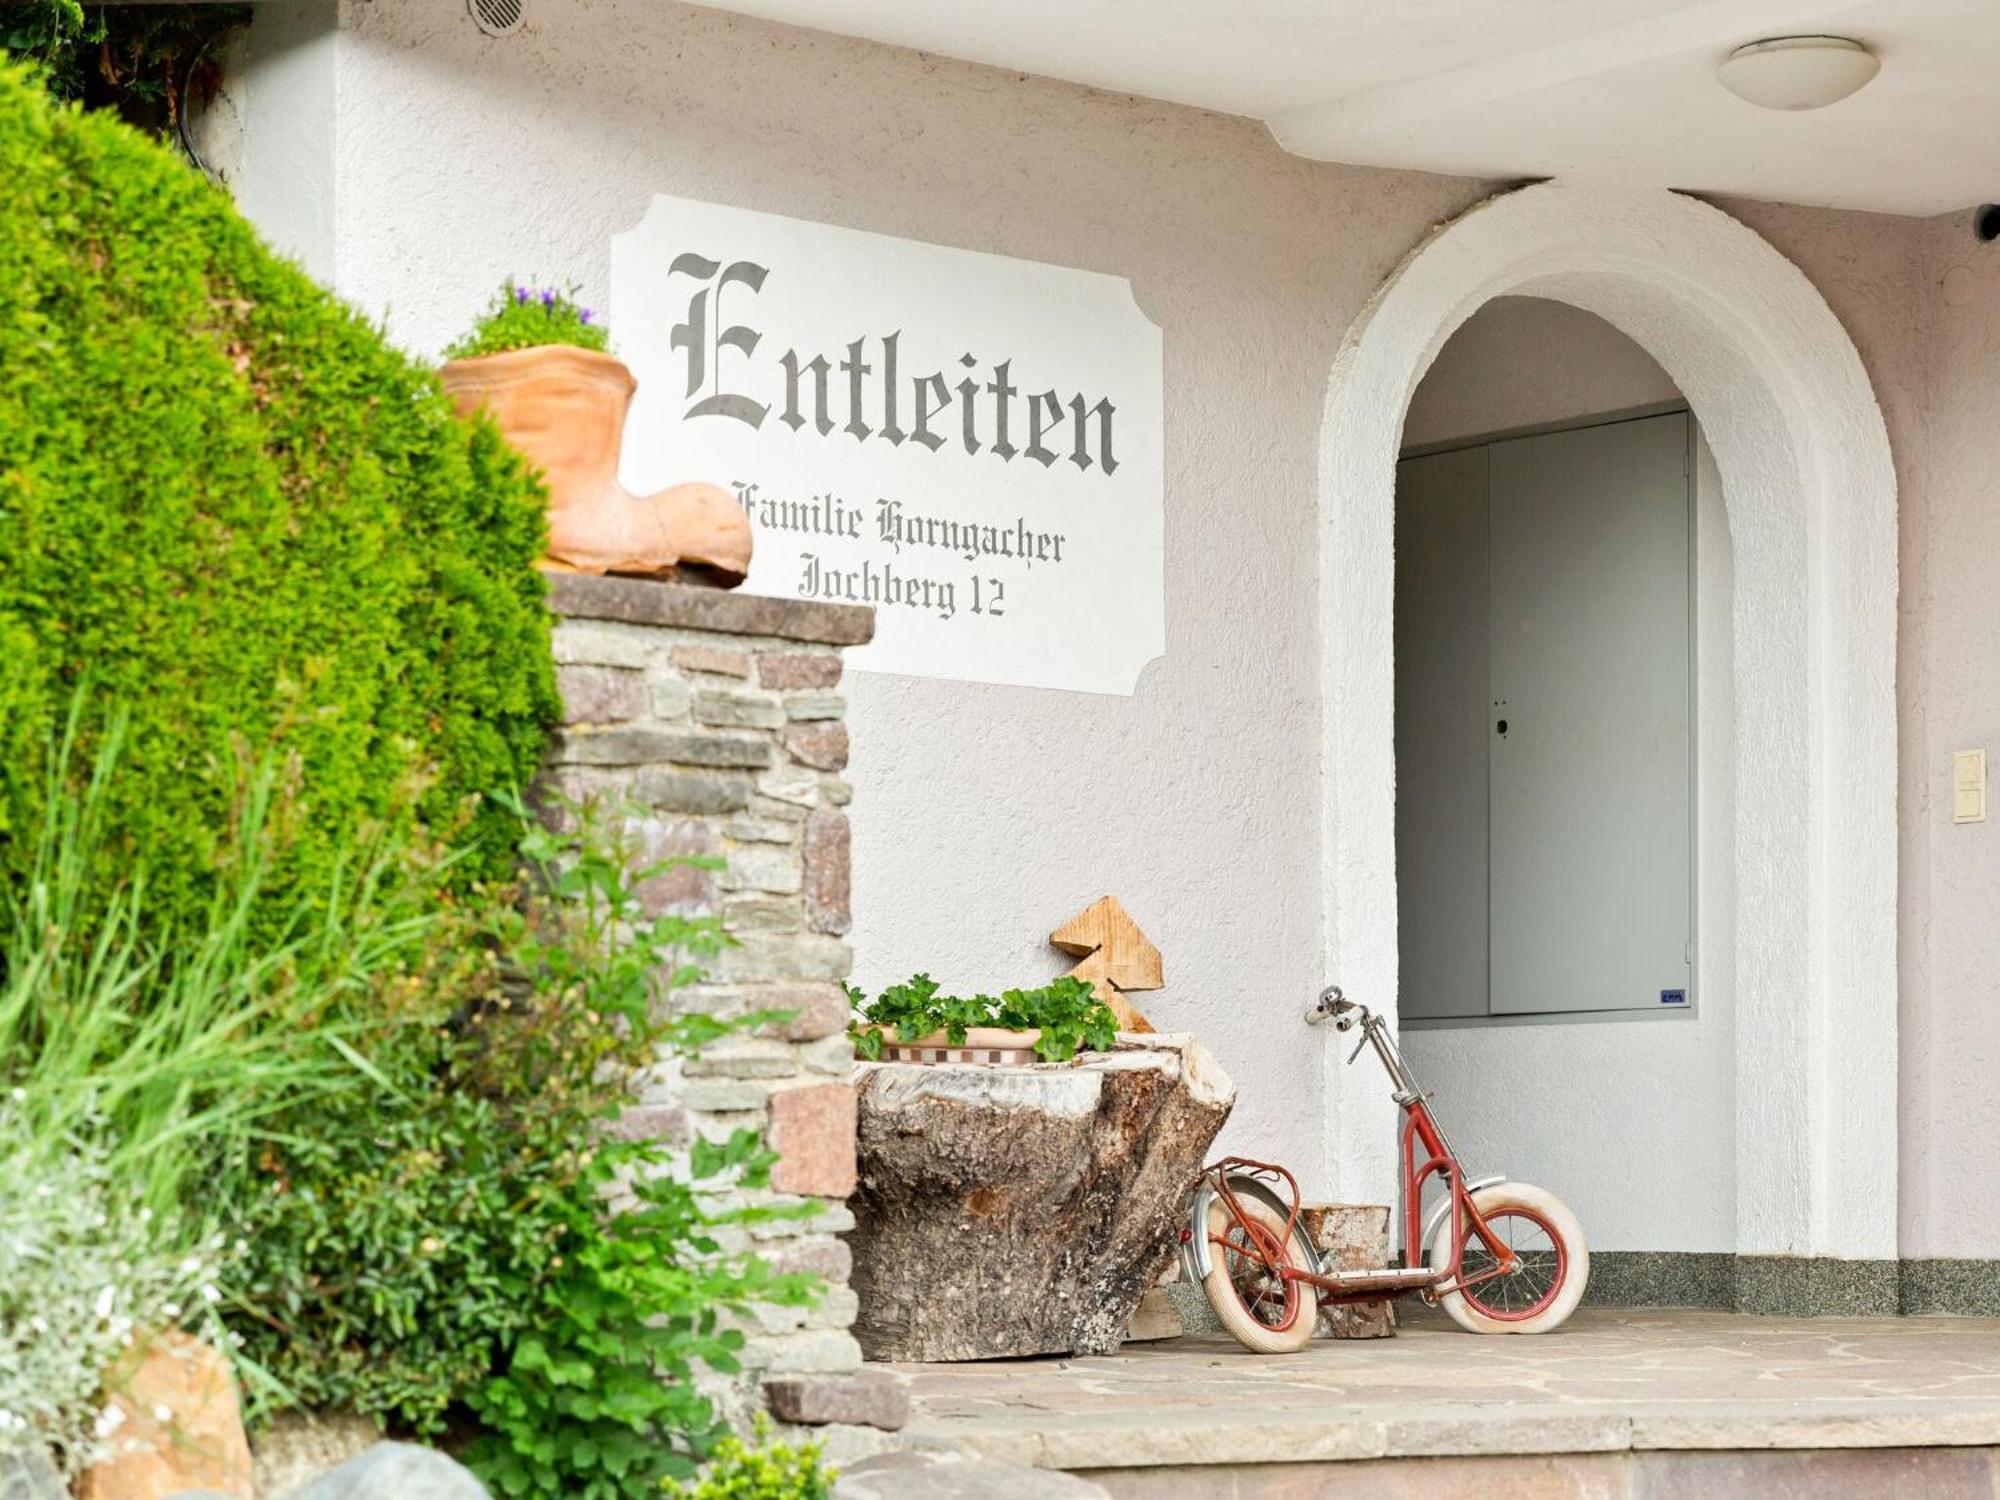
<box><xmin>0</xmin><ymin>62</ymin><xmax>557</xmax><ymax>922</ymax></box>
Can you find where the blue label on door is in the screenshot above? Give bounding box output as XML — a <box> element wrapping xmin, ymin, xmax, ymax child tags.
<box><xmin>1660</xmin><ymin>989</ymin><xmax>1687</xmax><ymax>1006</ymax></box>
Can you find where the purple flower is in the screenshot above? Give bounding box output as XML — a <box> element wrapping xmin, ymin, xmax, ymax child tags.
<box><xmin>514</xmin><ymin>285</ymin><xmax>529</xmax><ymax>304</ymax></box>
<box><xmin>579</xmin><ymin>309</ymin><xmax>594</xmax><ymax>325</ymax></box>
<box><xmin>540</xmin><ymin>288</ymin><xmax>556</xmax><ymax>308</ymax></box>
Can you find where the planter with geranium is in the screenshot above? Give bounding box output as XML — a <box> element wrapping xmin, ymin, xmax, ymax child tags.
<box><xmin>439</xmin><ymin>281</ymin><xmax>751</xmax><ymax>584</ymax></box>
<box><xmin>847</xmin><ymin>973</ymin><xmax>1119</xmax><ymax>1067</ymax></box>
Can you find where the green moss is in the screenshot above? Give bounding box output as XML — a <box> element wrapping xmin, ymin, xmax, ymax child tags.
<box><xmin>0</xmin><ymin>60</ymin><xmax>559</xmax><ymax>925</ymax></box>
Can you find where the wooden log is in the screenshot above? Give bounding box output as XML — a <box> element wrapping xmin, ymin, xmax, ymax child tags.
<box><xmin>848</xmin><ymin>1035</ymin><xmax>1233</xmax><ymax>1360</ymax></box>
<box><xmin>1122</xmin><ymin>1285</ymin><xmax>1185</xmax><ymax>1343</ymax></box>
<box><xmin>1298</xmin><ymin>1202</ymin><xmax>1397</xmax><ymax>1339</ymax></box>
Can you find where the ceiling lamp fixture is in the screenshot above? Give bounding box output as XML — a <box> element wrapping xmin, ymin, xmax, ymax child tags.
<box><xmin>1717</xmin><ymin>36</ymin><xmax>1879</xmax><ymax>111</ymax></box>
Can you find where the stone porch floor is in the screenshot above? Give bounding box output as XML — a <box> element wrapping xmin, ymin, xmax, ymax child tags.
<box><xmin>890</xmin><ymin>1307</ymin><xmax>2000</xmax><ymax>1494</ymax></box>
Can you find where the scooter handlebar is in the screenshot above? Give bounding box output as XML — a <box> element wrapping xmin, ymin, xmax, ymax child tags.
<box><xmin>1304</xmin><ymin>985</ymin><xmax>1359</xmax><ymax>1028</ymax></box>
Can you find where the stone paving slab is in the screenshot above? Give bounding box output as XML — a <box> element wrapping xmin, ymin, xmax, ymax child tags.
<box><xmin>1073</xmin><ymin>1445</ymin><xmax>2000</xmax><ymax>1500</ymax></box>
<box><xmin>891</xmin><ymin>1308</ymin><xmax>2000</xmax><ymax>1470</ymax></box>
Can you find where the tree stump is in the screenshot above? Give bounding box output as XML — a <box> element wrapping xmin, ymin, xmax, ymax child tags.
<box><xmin>847</xmin><ymin>1035</ymin><xmax>1234</xmax><ymax>1360</ymax></box>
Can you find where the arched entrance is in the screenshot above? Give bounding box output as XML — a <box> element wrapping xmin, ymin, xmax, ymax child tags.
<box><xmin>1316</xmin><ymin>182</ymin><xmax>1898</xmax><ymax>1270</ymax></box>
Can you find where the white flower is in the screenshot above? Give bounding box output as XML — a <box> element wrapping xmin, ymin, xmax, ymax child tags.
<box><xmin>93</xmin><ymin>1285</ymin><xmax>116</xmax><ymax>1321</ymax></box>
<box><xmin>151</xmin><ymin>1404</ymin><xmax>172</xmax><ymax>1423</ymax></box>
<box><xmin>161</xmin><ymin>1302</ymin><xmax>181</xmax><ymax>1319</ymax></box>
<box><xmin>199</xmin><ymin>1284</ymin><xmax>220</xmax><ymax>1305</ymax></box>
<box><xmin>93</xmin><ymin>1404</ymin><xmax>127</xmax><ymax>1438</ymax></box>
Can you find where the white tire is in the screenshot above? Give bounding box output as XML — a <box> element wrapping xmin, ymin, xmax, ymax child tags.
<box><xmin>1201</xmin><ymin>1196</ymin><xmax>1319</xmax><ymax>1354</ymax></box>
<box><xmin>1424</xmin><ymin>1181</ymin><xmax>1588</xmax><ymax>1335</ymax></box>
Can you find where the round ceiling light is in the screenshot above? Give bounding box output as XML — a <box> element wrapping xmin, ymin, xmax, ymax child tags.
<box><xmin>1717</xmin><ymin>36</ymin><xmax>1879</xmax><ymax>111</ymax></box>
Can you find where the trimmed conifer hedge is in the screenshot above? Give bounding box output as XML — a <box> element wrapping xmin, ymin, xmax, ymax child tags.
<box><xmin>0</xmin><ymin>61</ymin><xmax>558</xmax><ymax>923</ymax></box>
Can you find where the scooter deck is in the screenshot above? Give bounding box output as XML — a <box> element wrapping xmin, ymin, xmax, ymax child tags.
<box><xmin>1292</xmin><ymin>1264</ymin><xmax>1436</xmax><ymax>1296</ymax></box>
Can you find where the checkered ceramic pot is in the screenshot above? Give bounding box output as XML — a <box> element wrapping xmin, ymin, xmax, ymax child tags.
<box><xmin>868</xmin><ymin>1027</ymin><xmax>1043</xmax><ymax>1066</ymax></box>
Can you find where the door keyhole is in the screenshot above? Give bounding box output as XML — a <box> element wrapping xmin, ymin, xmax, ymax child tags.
<box><xmin>1496</xmin><ymin>719</ymin><xmax>1509</xmax><ymax>736</ymax></box>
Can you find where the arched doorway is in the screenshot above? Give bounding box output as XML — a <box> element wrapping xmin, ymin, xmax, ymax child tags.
<box><xmin>1316</xmin><ymin>182</ymin><xmax>1898</xmax><ymax>1278</ymax></box>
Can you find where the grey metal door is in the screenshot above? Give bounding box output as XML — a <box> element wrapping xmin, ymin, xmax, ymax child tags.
<box><xmin>1395</xmin><ymin>445</ymin><xmax>1491</xmax><ymax>1022</ymax></box>
<box><xmin>1394</xmin><ymin>409</ymin><xmax>1693</xmax><ymax>1021</ymax></box>
<box><xmin>1486</xmin><ymin>412</ymin><xmax>1692</xmax><ymax>1015</ymax></box>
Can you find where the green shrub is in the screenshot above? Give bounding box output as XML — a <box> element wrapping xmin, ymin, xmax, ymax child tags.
<box><xmin>0</xmin><ymin>60</ymin><xmax>558</xmax><ymax>937</ymax></box>
<box><xmin>664</xmin><ymin>1418</ymin><xmax>837</xmax><ymax>1500</ymax></box>
<box><xmin>445</xmin><ymin>280</ymin><xmax>609</xmax><ymax>360</ymax></box>
<box><xmin>224</xmin><ymin>805</ymin><xmax>819</xmax><ymax>1495</ymax></box>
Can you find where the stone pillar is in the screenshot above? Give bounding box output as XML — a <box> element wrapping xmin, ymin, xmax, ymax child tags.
<box><xmin>542</xmin><ymin>575</ymin><xmax>906</xmax><ymax>1452</ymax></box>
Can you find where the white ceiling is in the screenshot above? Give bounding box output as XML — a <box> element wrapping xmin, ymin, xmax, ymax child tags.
<box><xmin>701</xmin><ymin>0</ymin><xmax>2000</xmax><ymax>217</ymax></box>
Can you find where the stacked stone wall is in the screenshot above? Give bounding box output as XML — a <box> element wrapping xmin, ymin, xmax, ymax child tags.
<box><xmin>543</xmin><ymin>575</ymin><xmax>905</xmax><ymax>1451</ymax></box>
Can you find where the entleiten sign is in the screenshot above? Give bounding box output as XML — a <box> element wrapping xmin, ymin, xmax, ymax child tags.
<box><xmin>611</xmin><ymin>195</ymin><xmax>1164</xmax><ymax>694</ymax></box>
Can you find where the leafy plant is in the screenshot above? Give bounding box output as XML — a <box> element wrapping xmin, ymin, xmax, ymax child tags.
<box><xmin>663</xmin><ymin>1416</ymin><xmax>837</xmax><ymax>1500</ymax></box>
<box><xmin>464</xmin><ymin>812</ymin><xmax>818</xmax><ymax>1496</ymax></box>
<box><xmin>2</xmin><ymin>3</ymin><xmax>247</xmax><ymax>126</ymax></box>
<box><xmin>222</xmin><ymin>799</ymin><xmax>818</xmax><ymax>1495</ymax></box>
<box><xmin>465</xmin><ymin>1127</ymin><xmax>813</xmax><ymax>1498</ymax></box>
<box><xmin>848</xmin><ymin>973</ymin><xmax>1118</xmax><ymax>1063</ymax></box>
<box><xmin>445</xmin><ymin>280</ymin><xmax>610</xmax><ymax>361</ymax></box>
<box><xmin>0</xmin><ymin>59</ymin><xmax>559</xmax><ymax>942</ymax></box>
<box><xmin>0</xmin><ymin>1112</ymin><xmax>226</xmax><ymax>1480</ymax></box>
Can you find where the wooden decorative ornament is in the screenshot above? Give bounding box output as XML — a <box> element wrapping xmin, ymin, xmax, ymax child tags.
<box><xmin>1051</xmin><ymin>896</ymin><xmax>1162</xmax><ymax>1033</ymax></box>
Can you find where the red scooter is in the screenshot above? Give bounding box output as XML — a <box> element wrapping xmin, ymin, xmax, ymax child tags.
<box><xmin>1179</xmin><ymin>986</ymin><xmax>1589</xmax><ymax>1350</ymax></box>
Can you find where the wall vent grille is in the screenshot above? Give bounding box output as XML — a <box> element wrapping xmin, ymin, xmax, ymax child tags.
<box><xmin>467</xmin><ymin>0</ymin><xmax>525</xmax><ymax>39</ymax></box>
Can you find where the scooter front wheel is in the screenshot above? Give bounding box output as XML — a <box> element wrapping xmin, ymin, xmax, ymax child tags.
<box><xmin>1425</xmin><ymin>1182</ymin><xmax>1588</xmax><ymax>1335</ymax></box>
<box><xmin>1201</xmin><ymin>1196</ymin><xmax>1319</xmax><ymax>1354</ymax></box>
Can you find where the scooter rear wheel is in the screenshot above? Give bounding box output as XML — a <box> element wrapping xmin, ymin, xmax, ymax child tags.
<box><xmin>1202</xmin><ymin>1196</ymin><xmax>1319</xmax><ymax>1354</ymax></box>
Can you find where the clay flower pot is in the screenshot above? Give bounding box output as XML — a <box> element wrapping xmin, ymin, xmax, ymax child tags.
<box><xmin>438</xmin><ymin>345</ymin><xmax>752</xmax><ymax>585</ymax></box>
<box><xmin>864</xmin><ymin>1026</ymin><xmax>1045</xmax><ymax>1066</ymax></box>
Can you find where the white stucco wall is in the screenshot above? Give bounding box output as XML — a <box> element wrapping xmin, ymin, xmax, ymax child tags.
<box><xmin>1402</xmin><ymin>298</ymin><xmax>1685</xmax><ymax>450</ymax></box>
<box><xmin>1394</xmin><ymin>299</ymin><xmax>1738</xmax><ymax>1253</ymax></box>
<box><xmin>231</xmin><ymin>0</ymin><xmax>1496</xmax><ymax>1179</ymax></box>
<box><xmin>1905</xmin><ymin>219</ymin><xmax>2000</xmax><ymax>1260</ymax></box>
<box><xmin>223</xmin><ymin>1</ymin><xmax>340</xmax><ymax>285</ymax></box>
<box><xmin>1715</xmin><ymin>200</ymin><xmax>1994</xmax><ymax>1260</ymax></box>
<box><xmin>217</xmin><ymin>1</ymin><xmax>1989</xmax><ymax>1259</ymax></box>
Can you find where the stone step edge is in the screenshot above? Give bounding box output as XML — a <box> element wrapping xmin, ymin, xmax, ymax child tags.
<box><xmin>904</xmin><ymin>1398</ymin><xmax>2000</xmax><ymax>1471</ymax></box>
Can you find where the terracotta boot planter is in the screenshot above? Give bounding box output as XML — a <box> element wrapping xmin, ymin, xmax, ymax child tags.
<box><xmin>439</xmin><ymin>345</ymin><xmax>752</xmax><ymax>585</ymax></box>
